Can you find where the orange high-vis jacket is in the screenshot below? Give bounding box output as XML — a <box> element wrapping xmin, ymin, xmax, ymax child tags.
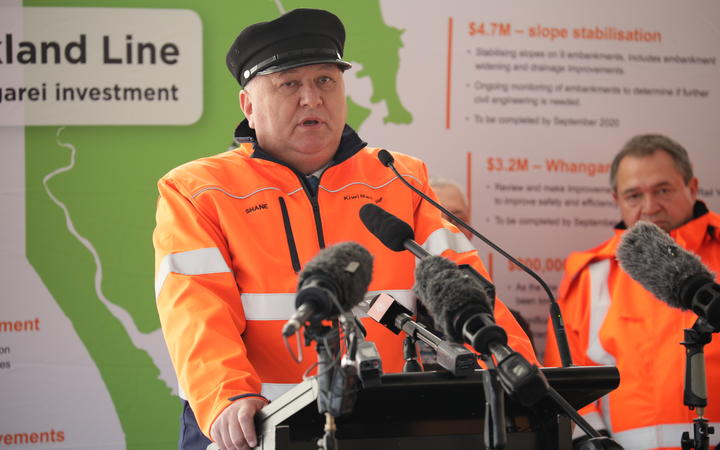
<box><xmin>154</xmin><ymin>126</ymin><xmax>537</xmax><ymax>437</ymax></box>
<box><xmin>545</xmin><ymin>203</ymin><xmax>720</xmax><ymax>450</ymax></box>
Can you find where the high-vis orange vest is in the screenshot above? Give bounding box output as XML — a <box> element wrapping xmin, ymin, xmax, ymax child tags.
<box><xmin>545</xmin><ymin>203</ymin><xmax>720</xmax><ymax>450</ymax></box>
<box><xmin>154</xmin><ymin>125</ymin><xmax>537</xmax><ymax>437</ymax></box>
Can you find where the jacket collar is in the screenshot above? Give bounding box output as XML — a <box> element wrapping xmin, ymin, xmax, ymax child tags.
<box><xmin>613</xmin><ymin>201</ymin><xmax>709</xmax><ymax>230</ymax></box>
<box><xmin>558</xmin><ymin>201</ymin><xmax>718</xmax><ymax>296</ymax></box>
<box><xmin>232</xmin><ymin>119</ymin><xmax>367</xmax><ymax>171</ymax></box>
<box><xmin>611</xmin><ymin>200</ymin><xmax>717</xmax><ymax>254</ymax></box>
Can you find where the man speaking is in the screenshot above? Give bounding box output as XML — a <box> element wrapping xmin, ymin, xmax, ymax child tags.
<box><xmin>153</xmin><ymin>9</ymin><xmax>536</xmax><ymax>450</ymax></box>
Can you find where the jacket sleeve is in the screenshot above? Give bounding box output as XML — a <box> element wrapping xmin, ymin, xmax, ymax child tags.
<box><xmin>405</xmin><ymin>158</ymin><xmax>538</xmax><ymax>364</ymax></box>
<box><xmin>153</xmin><ymin>174</ymin><xmax>266</xmax><ymax>437</ymax></box>
<box><xmin>544</xmin><ymin>256</ymin><xmax>608</xmax><ymax>434</ymax></box>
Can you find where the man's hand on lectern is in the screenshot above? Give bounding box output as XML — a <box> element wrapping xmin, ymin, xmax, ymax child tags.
<box><xmin>211</xmin><ymin>397</ymin><xmax>267</xmax><ymax>450</ymax></box>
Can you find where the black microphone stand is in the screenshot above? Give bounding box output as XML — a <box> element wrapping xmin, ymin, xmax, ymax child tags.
<box><xmin>304</xmin><ymin>320</ymin><xmax>360</xmax><ymax>450</ymax></box>
<box><xmin>496</xmin><ymin>348</ymin><xmax>624</xmax><ymax>449</ymax></box>
<box><xmin>379</xmin><ymin>150</ymin><xmax>574</xmax><ymax>367</ymax></box>
<box><xmin>402</xmin><ymin>335</ymin><xmax>423</xmax><ymax>372</ymax></box>
<box><xmin>680</xmin><ymin>317</ymin><xmax>716</xmax><ymax>450</ymax></box>
<box><xmin>481</xmin><ymin>355</ymin><xmax>507</xmax><ymax>449</ymax></box>
<box><xmin>304</xmin><ymin>321</ymin><xmax>340</xmax><ymax>450</ymax></box>
<box><xmin>465</xmin><ymin>316</ymin><xmax>623</xmax><ymax>449</ymax></box>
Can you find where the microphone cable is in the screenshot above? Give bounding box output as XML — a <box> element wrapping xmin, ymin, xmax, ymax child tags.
<box><xmin>377</xmin><ymin>149</ymin><xmax>573</xmax><ymax>367</ymax></box>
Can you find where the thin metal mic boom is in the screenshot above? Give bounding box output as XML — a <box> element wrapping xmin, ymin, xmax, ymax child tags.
<box><xmin>377</xmin><ymin>149</ymin><xmax>573</xmax><ymax>367</ymax></box>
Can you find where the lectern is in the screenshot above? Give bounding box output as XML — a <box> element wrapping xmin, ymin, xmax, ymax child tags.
<box><xmin>253</xmin><ymin>366</ymin><xmax>619</xmax><ymax>450</ymax></box>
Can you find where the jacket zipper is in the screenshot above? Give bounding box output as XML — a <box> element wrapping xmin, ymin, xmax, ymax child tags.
<box><xmin>278</xmin><ymin>197</ymin><xmax>301</xmax><ymax>273</ymax></box>
<box><xmin>309</xmin><ymin>187</ymin><xmax>326</xmax><ymax>250</ymax></box>
<box><xmin>299</xmin><ymin>174</ymin><xmax>326</xmax><ymax>250</ymax></box>
<box><xmin>277</xmin><ymin>173</ymin><xmax>328</xmax><ymax>273</ymax></box>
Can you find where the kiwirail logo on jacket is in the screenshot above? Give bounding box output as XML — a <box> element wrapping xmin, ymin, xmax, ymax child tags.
<box><xmin>342</xmin><ymin>193</ymin><xmax>373</xmax><ymax>201</ymax></box>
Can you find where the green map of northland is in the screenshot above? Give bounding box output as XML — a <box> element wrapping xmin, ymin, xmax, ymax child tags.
<box><xmin>25</xmin><ymin>1</ymin><xmax>411</xmax><ymax>448</ymax></box>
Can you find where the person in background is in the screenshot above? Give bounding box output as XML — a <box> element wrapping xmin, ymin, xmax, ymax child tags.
<box><xmin>153</xmin><ymin>9</ymin><xmax>537</xmax><ymax>450</ymax></box>
<box><xmin>544</xmin><ymin>134</ymin><xmax>720</xmax><ymax>450</ymax></box>
<box><xmin>428</xmin><ymin>176</ymin><xmax>473</xmax><ymax>240</ymax></box>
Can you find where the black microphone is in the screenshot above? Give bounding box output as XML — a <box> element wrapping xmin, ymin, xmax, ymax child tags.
<box><xmin>359</xmin><ymin>202</ymin><xmax>426</xmax><ymax>255</ymax></box>
<box><xmin>414</xmin><ymin>256</ymin><xmax>550</xmax><ymax>406</ymax></box>
<box><xmin>359</xmin><ymin>292</ymin><xmax>478</xmax><ymax>376</ymax></box>
<box><xmin>616</xmin><ymin>220</ymin><xmax>719</xmax><ymax>330</ymax></box>
<box><xmin>359</xmin><ymin>202</ymin><xmax>495</xmax><ymax>299</ymax></box>
<box><xmin>283</xmin><ymin>242</ymin><xmax>374</xmax><ymax>337</ymax></box>
<box><xmin>414</xmin><ymin>256</ymin><xmax>503</xmax><ymax>353</ymax></box>
<box><xmin>376</xmin><ymin>149</ymin><xmax>574</xmax><ymax>367</ymax></box>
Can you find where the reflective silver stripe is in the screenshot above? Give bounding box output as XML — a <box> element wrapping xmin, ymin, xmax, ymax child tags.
<box><xmin>155</xmin><ymin>247</ymin><xmax>231</xmax><ymax>298</ymax></box>
<box><xmin>601</xmin><ymin>392</ymin><xmax>613</xmax><ymax>435</ymax></box>
<box><xmin>192</xmin><ymin>185</ymin><xmax>303</xmax><ymax>199</ymax></box>
<box><xmin>421</xmin><ymin>227</ymin><xmax>476</xmax><ymax>255</ymax></box>
<box><xmin>192</xmin><ymin>173</ymin><xmax>424</xmax><ymax>200</ymax></box>
<box><xmin>586</xmin><ymin>259</ymin><xmax>615</xmax><ymax>365</ymax></box>
<box><xmin>241</xmin><ymin>293</ymin><xmax>296</xmax><ymax>320</ymax></box>
<box><xmin>572</xmin><ymin>411</ymin><xmax>607</xmax><ymax>439</ymax></box>
<box><xmin>585</xmin><ymin>261</ymin><xmax>615</xmax><ymax>438</ymax></box>
<box><xmin>241</xmin><ymin>289</ymin><xmax>416</xmax><ymax>320</ymax></box>
<box><xmin>261</xmin><ymin>382</ymin><xmax>297</xmax><ymax>401</ymax></box>
<box><xmin>319</xmin><ymin>173</ymin><xmax>423</xmax><ymax>193</ymax></box>
<box><xmin>612</xmin><ymin>422</ymin><xmax>720</xmax><ymax>449</ymax></box>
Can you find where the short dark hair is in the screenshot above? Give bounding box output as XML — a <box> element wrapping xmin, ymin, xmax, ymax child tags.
<box><xmin>610</xmin><ymin>134</ymin><xmax>694</xmax><ymax>192</ymax></box>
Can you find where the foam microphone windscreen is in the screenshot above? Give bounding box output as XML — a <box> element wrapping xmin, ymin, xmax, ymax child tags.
<box><xmin>359</xmin><ymin>203</ymin><xmax>414</xmax><ymax>252</ymax></box>
<box><xmin>617</xmin><ymin>220</ymin><xmax>715</xmax><ymax>310</ymax></box>
<box><xmin>298</xmin><ymin>241</ymin><xmax>374</xmax><ymax>311</ymax></box>
<box><xmin>413</xmin><ymin>256</ymin><xmax>493</xmax><ymax>342</ymax></box>
<box><xmin>412</xmin><ymin>255</ymin><xmax>457</xmax><ymax>301</ymax></box>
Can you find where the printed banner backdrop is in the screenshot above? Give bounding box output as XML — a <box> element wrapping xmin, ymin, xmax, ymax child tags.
<box><xmin>1</xmin><ymin>0</ymin><xmax>719</xmax><ymax>448</ymax></box>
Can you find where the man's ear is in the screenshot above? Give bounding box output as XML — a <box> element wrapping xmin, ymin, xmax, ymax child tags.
<box><xmin>687</xmin><ymin>177</ymin><xmax>699</xmax><ymax>200</ymax></box>
<box><xmin>239</xmin><ymin>90</ymin><xmax>253</xmax><ymax>127</ymax></box>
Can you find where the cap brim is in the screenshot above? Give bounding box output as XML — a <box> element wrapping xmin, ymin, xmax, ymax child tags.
<box><xmin>257</xmin><ymin>58</ymin><xmax>352</xmax><ymax>76</ymax></box>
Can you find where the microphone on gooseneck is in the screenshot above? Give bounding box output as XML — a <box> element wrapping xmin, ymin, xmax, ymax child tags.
<box><xmin>616</xmin><ymin>221</ymin><xmax>719</xmax><ymax>330</ymax></box>
<box><xmin>282</xmin><ymin>241</ymin><xmax>374</xmax><ymax>337</ymax></box>
<box><xmin>359</xmin><ymin>202</ymin><xmax>428</xmax><ymax>256</ymax></box>
<box><xmin>359</xmin><ymin>202</ymin><xmax>495</xmax><ymax>300</ymax></box>
<box><xmin>376</xmin><ymin>149</ymin><xmax>574</xmax><ymax>367</ymax></box>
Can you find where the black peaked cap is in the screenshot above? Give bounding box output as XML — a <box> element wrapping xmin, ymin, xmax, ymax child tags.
<box><xmin>226</xmin><ymin>8</ymin><xmax>352</xmax><ymax>87</ymax></box>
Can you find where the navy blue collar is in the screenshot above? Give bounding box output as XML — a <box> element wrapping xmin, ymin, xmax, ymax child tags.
<box><xmin>614</xmin><ymin>200</ymin><xmax>710</xmax><ymax>230</ymax></box>
<box><xmin>232</xmin><ymin>119</ymin><xmax>367</xmax><ymax>170</ymax></box>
